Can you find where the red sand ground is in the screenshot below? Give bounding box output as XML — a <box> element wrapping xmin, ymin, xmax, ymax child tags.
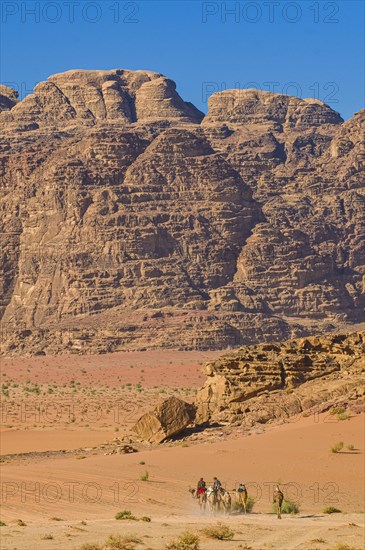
<box><xmin>0</xmin><ymin>350</ymin><xmax>223</xmax><ymax>387</ymax></box>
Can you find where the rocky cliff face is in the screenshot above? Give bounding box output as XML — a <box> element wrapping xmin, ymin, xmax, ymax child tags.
<box><xmin>0</xmin><ymin>70</ymin><xmax>364</xmax><ymax>355</ymax></box>
<box><xmin>196</xmin><ymin>331</ymin><xmax>365</xmax><ymax>425</ymax></box>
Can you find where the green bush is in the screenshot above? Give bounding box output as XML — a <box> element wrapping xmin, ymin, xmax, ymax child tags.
<box><xmin>165</xmin><ymin>531</ymin><xmax>200</xmax><ymax>550</ymax></box>
<box><xmin>105</xmin><ymin>534</ymin><xmax>142</xmax><ymax>549</ymax></box>
<box><xmin>231</xmin><ymin>500</ymin><xmax>241</xmax><ymax>512</ymax></box>
<box><xmin>330</xmin><ymin>441</ymin><xmax>344</xmax><ymax>453</ymax></box>
<box><xmin>115</xmin><ymin>510</ymin><xmax>138</xmax><ymax>521</ymax></box>
<box><xmin>337</xmin><ymin>412</ymin><xmax>350</xmax><ymax>421</ymax></box>
<box><xmin>140</xmin><ymin>470</ymin><xmax>149</xmax><ymax>481</ymax></box>
<box><xmin>246</xmin><ymin>496</ymin><xmax>255</xmax><ymax>513</ymax></box>
<box><xmin>272</xmin><ymin>499</ymin><xmax>299</xmax><ymax>514</ymax></box>
<box><xmin>323</xmin><ymin>506</ymin><xmax>341</xmax><ymax>514</ymax></box>
<box><xmin>232</xmin><ymin>496</ymin><xmax>255</xmax><ymax>513</ymax></box>
<box><xmin>330</xmin><ymin>406</ymin><xmax>345</xmax><ymax>415</ymax></box>
<box><xmin>347</xmin><ymin>444</ymin><xmax>355</xmax><ymax>451</ymax></box>
<box><xmin>201</xmin><ymin>522</ymin><xmax>234</xmax><ymax>540</ymax></box>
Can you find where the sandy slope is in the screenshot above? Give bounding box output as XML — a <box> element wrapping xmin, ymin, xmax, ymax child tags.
<box><xmin>1</xmin><ymin>414</ymin><xmax>364</xmax><ymax>549</ymax></box>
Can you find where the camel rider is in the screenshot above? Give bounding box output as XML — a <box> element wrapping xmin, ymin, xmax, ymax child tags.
<box><xmin>213</xmin><ymin>476</ymin><xmax>222</xmax><ymax>493</ymax></box>
<box><xmin>197</xmin><ymin>477</ymin><xmax>206</xmax><ymax>497</ymax></box>
<box><xmin>237</xmin><ymin>483</ymin><xmax>246</xmax><ymax>493</ymax></box>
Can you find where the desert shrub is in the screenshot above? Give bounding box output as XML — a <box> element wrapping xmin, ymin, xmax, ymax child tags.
<box><xmin>49</xmin><ymin>516</ymin><xmax>63</xmax><ymax>521</ymax></box>
<box><xmin>41</xmin><ymin>534</ymin><xmax>54</xmax><ymax>540</ymax></box>
<box><xmin>330</xmin><ymin>441</ymin><xmax>344</xmax><ymax>453</ymax></box>
<box><xmin>201</xmin><ymin>522</ymin><xmax>234</xmax><ymax>540</ymax></box>
<box><xmin>272</xmin><ymin>499</ymin><xmax>299</xmax><ymax>514</ymax></box>
<box><xmin>165</xmin><ymin>531</ymin><xmax>200</xmax><ymax>550</ymax></box>
<box><xmin>232</xmin><ymin>496</ymin><xmax>255</xmax><ymax>513</ymax></box>
<box><xmin>347</xmin><ymin>444</ymin><xmax>355</xmax><ymax>451</ymax></box>
<box><xmin>337</xmin><ymin>412</ymin><xmax>350</xmax><ymax>421</ymax></box>
<box><xmin>0</xmin><ymin>521</ymin><xmax>6</xmax><ymax>526</ymax></box>
<box><xmin>323</xmin><ymin>506</ymin><xmax>341</xmax><ymax>514</ymax></box>
<box><xmin>140</xmin><ymin>516</ymin><xmax>151</xmax><ymax>522</ymax></box>
<box><xmin>140</xmin><ymin>470</ymin><xmax>149</xmax><ymax>481</ymax></box>
<box><xmin>17</xmin><ymin>519</ymin><xmax>26</xmax><ymax>526</ymax></box>
<box><xmin>329</xmin><ymin>545</ymin><xmax>363</xmax><ymax>550</ymax></box>
<box><xmin>231</xmin><ymin>500</ymin><xmax>241</xmax><ymax>512</ymax></box>
<box><xmin>330</xmin><ymin>406</ymin><xmax>345</xmax><ymax>415</ymax></box>
<box><xmin>246</xmin><ymin>496</ymin><xmax>255</xmax><ymax>513</ymax></box>
<box><xmin>115</xmin><ymin>510</ymin><xmax>138</xmax><ymax>521</ymax></box>
<box><xmin>105</xmin><ymin>534</ymin><xmax>142</xmax><ymax>550</ymax></box>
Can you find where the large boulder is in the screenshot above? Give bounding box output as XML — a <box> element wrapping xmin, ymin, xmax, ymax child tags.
<box><xmin>132</xmin><ymin>396</ymin><xmax>196</xmax><ymax>444</ymax></box>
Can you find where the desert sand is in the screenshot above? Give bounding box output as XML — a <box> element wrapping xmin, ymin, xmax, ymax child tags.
<box><xmin>0</xmin><ymin>352</ymin><xmax>364</xmax><ymax>550</ymax></box>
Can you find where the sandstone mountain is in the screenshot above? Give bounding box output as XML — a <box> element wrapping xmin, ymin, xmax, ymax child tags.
<box><xmin>0</xmin><ymin>69</ymin><xmax>364</xmax><ymax>355</ymax></box>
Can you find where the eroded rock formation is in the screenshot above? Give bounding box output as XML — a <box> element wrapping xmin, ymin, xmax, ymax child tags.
<box><xmin>196</xmin><ymin>331</ymin><xmax>365</xmax><ymax>425</ymax></box>
<box><xmin>0</xmin><ymin>70</ymin><xmax>364</xmax><ymax>355</ymax></box>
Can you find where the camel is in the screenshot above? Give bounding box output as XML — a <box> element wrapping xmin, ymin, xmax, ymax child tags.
<box><xmin>219</xmin><ymin>487</ymin><xmax>231</xmax><ymax>514</ymax></box>
<box><xmin>273</xmin><ymin>485</ymin><xmax>284</xmax><ymax>519</ymax></box>
<box><xmin>189</xmin><ymin>488</ymin><xmax>207</xmax><ymax>512</ymax></box>
<box><xmin>236</xmin><ymin>484</ymin><xmax>248</xmax><ymax>514</ymax></box>
<box><xmin>206</xmin><ymin>486</ymin><xmax>220</xmax><ymax>513</ymax></box>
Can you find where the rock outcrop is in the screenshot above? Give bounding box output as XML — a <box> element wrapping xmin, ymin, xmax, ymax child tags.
<box><xmin>196</xmin><ymin>331</ymin><xmax>365</xmax><ymax>425</ymax></box>
<box><xmin>132</xmin><ymin>396</ymin><xmax>196</xmax><ymax>443</ymax></box>
<box><xmin>1</xmin><ymin>70</ymin><xmax>203</xmax><ymax>130</ymax></box>
<box><xmin>0</xmin><ymin>69</ymin><xmax>364</xmax><ymax>355</ymax></box>
<box><xmin>0</xmin><ymin>85</ymin><xmax>18</xmax><ymax>112</ymax></box>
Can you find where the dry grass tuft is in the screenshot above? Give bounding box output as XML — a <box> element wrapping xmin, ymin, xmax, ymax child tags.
<box><xmin>323</xmin><ymin>506</ymin><xmax>341</xmax><ymax>514</ymax></box>
<box><xmin>165</xmin><ymin>531</ymin><xmax>200</xmax><ymax>550</ymax></box>
<box><xmin>201</xmin><ymin>522</ymin><xmax>234</xmax><ymax>540</ymax></box>
<box><xmin>330</xmin><ymin>441</ymin><xmax>344</xmax><ymax>453</ymax></box>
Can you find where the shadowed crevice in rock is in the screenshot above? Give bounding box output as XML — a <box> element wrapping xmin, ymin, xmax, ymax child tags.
<box><xmin>279</xmin><ymin>360</ymin><xmax>286</xmax><ymax>388</ymax></box>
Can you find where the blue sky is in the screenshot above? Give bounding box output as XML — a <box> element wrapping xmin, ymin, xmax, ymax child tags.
<box><xmin>1</xmin><ymin>0</ymin><xmax>364</xmax><ymax>119</ymax></box>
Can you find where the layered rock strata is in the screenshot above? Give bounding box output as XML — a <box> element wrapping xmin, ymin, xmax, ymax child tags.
<box><xmin>0</xmin><ymin>71</ymin><xmax>364</xmax><ymax>355</ymax></box>
<box><xmin>196</xmin><ymin>331</ymin><xmax>365</xmax><ymax>424</ymax></box>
